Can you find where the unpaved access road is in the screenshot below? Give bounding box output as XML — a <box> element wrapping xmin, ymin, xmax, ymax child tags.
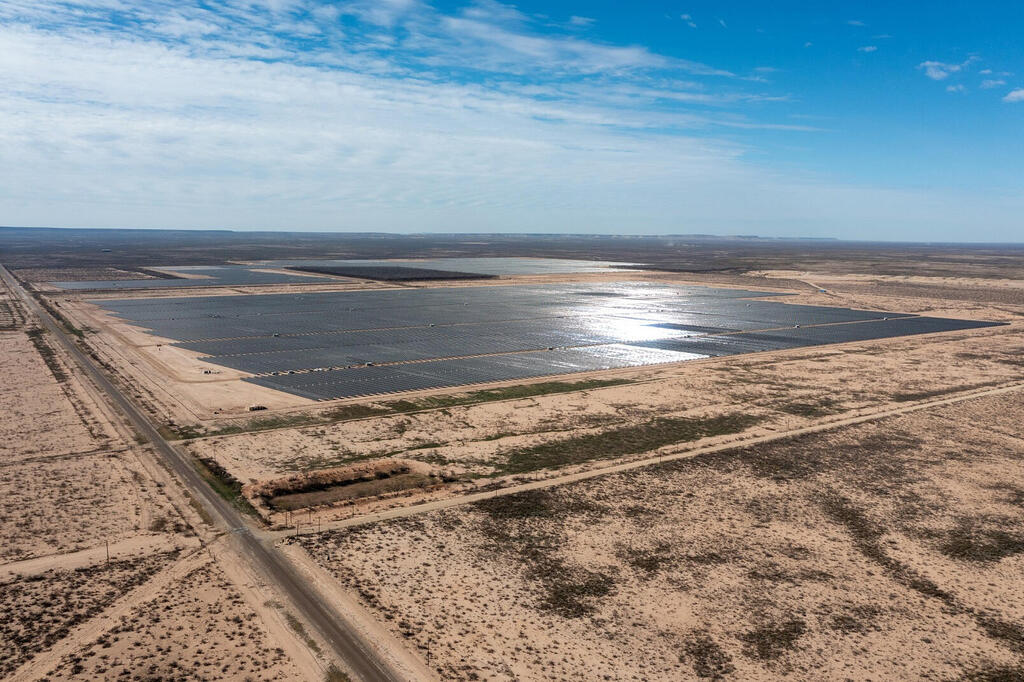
<box><xmin>273</xmin><ymin>378</ymin><xmax>1024</xmax><ymax>539</ymax></box>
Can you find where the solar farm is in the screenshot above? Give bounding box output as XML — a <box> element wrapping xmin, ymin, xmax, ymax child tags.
<box><xmin>94</xmin><ymin>281</ymin><xmax>1000</xmax><ymax>401</ymax></box>
<box><xmin>10</xmin><ymin>242</ymin><xmax>1024</xmax><ymax>682</ymax></box>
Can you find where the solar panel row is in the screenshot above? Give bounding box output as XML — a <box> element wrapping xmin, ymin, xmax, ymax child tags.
<box><xmin>244</xmin><ymin>344</ymin><xmax>702</xmax><ymax>400</ymax></box>
<box><xmin>53</xmin><ymin>258</ymin><xmax>633</xmax><ymax>290</ymax></box>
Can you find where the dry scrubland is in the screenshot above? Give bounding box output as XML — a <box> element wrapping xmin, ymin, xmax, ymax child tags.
<box><xmin>2</xmin><ymin>454</ymin><xmax>153</xmax><ymax>562</ymax></box>
<box><xmin>0</xmin><ymin>329</ymin><xmax>107</xmax><ymax>462</ymax></box>
<box><xmin>299</xmin><ymin>392</ymin><xmax>1024</xmax><ymax>681</ymax></box>
<box><xmin>42</xmin><ymin>558</ymin><xmax>306</xmax><ymax>681</ymax></box>
<box><xmin>0</xmin><ymin>325</ymin><xmax>182</xmax><ymax>563</ymax></box>
<box><xmin>0</xmin><ymin>280</ymin><xmax>308</xmax><ymax>681</ymax></box>
<box><xmin>0</xmin><ymin>552</ymin><xmax>176</xmax><ymax>677</ymax></box>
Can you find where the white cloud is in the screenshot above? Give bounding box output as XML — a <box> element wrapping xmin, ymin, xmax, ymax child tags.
<box><xmin>1004</xmin><ymin>89</ymin><xmax>1024</xmax><ymax>103</ymax></box>
<box><xmin>680</xmin><ymin>14</ymin><xmax>697</xmax><ymax>28</ymax></box>
<box><xmin>569</xmin><ymin>15</ymin><xmax>594</xmax><ymax>27</ymax></box>
<box><xmin>847</xmin><ymin>20</ymin><xmax>866</xmax><ymax>26</ymax></box>
<box><xmin>0</xmin><ymin>1</ymin><xmax>1019</xmax><ymax>240</ymax></box>
<box><xmin>918</xmin><ymin>56</ymin><xmax>979</xmax><ymax>80</ymax></box>
<box><xmin>980</xmin><ymin>79</ymin><xmax>1006</xmax><ymax>89</ymax></box>
<box><xmin>946</xmin><ymin>84</ymin><xmax>966</xmax><ymax>93</ymax></box>
<box><xmin>857</xmin><ymin>46</ymin><xmax>877</xmax><ymax>53</ymax></box>
<box><xmin>804</xmin><ymin>41</ymin><xmax>812</xmax><ymax>48</ymax></box>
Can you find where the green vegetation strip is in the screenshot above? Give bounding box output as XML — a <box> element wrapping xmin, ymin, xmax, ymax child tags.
<box><xmin>166</xmin><ymin>378</ymin><xmax>633</xmax><ymax>440</ymax></box>
<box><xmin>496</xmin><ymin>412</ymin><xmax>763</xmax><ymax>475</ymax></box>
<box><xmin>38</xmin><ymin>297</ymin><xmax>85</xmax><ymax>337</ymax></box>
<box><xmin>282</xmin><ymin>611</ymin><xmax>322</xmax><ymax>656</ymax></box>
<box><xmin>190</xmin><ymin>456</ymin><xmax>259</xmax><ymax>518</ymax></box>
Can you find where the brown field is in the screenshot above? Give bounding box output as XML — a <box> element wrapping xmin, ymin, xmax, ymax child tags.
<box><xmin>43</xmin><ymin>557</ymin><xmax>308</xmax><ymax>681</ymax></box>
<box><xmin>296</xmin><ymin>391</ymin><xmax>1024</xmax><ymax>681</ymax></box>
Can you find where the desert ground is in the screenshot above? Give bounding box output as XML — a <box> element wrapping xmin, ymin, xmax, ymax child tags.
<box><xmin>0</xmin><ymin>274</ymin><xmax>326</xmax><ymax>681</ymax></box>
<box><xmin>2</xmin><ymin>236</ymin><xmax>1022</xmax><ymax>681</ymax></box>
<box><xmin>297</xmin><ymin>391</ymin><xmax>1024</xmax><ymax>681</ymax></box>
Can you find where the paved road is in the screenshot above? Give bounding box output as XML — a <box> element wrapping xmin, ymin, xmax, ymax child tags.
<box><xmin>1</xmin><ymin>266</ymin><xmax>402</xmax><ymax>682</ymax></box>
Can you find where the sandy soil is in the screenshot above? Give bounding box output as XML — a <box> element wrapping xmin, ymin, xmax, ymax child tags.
<box><xmin>296</xmin><ymin>391</ymin><xmax>1024</xmax><ymax>681</ymax></box>
<box><xmin>0</xmin><ymin>330</ymin><xmax>108</xmax><ymax>462</ymax></box>
<box><xmin>0</xmin><ymin>452</ymin><xmax>183</xmax><ymax>563</ymax></box>
<box><xmin>0</xmin><ymin>551</ymin><xmax>176</xmax><ymax>677</ymax></box>
<box><xmin>42</xmin><ymin>557</ymin><xmax>308</xmax><ymax>681</ymax></box>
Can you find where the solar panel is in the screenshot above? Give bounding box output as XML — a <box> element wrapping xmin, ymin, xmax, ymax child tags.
<box><xmin>90</xmin><ymin>281</ymin><xmax>1004</xmax><ymax>400</ymax></box>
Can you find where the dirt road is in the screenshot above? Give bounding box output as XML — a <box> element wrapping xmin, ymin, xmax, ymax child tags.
<box><xmin>276</xmin><ymin>379</ymin><xmax>1024</xmax><ymax>539</ymax></box>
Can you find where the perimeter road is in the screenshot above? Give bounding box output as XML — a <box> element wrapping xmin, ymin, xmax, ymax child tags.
<box><xmin>0</xmin><ymin>265</ymin><xmax>403</xmax><ymax>682</ymax></box>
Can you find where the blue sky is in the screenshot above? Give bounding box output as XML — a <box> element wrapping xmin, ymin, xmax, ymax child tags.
<box><xmin>0</xmin><ymin>0</ymin><xmax>1021</xmax><ymax>241</ymax></box>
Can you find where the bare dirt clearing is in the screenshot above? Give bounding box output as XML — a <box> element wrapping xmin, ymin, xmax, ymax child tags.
<box><xmin>0</xmin><ymin>453</ymin><xmax>174</xmax><ymax>563</ymax></box>
<box><xmin>297</xmin><ymin>391</ymin><xmax>1024</xmax><ymax>681</ymax></box>
<box><xmin>0</xmin><ymin>330</ymin><xmax>108</xmax><ymax>463</ymax></box>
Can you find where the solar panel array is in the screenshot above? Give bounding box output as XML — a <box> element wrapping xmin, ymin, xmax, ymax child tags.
<box><xmin>52</xmin><ymin>257</ymin><xmax>632</xmax><ymax>290</ymax></box>
<box><xmin>52</xmin><ymin>265</ymin><xmax>333</xmax><ymax>290</ymax></box>
<box><xmin>256</xmin><ymin>257</ymin><xmax>634</xmax><ymax>276</ymax></box>
<box><xmin>94</xmin><ymin>282</ymin><xmax>1003</xmax><ymax>400</ymax></box>
<box><xmin>284</xmin><ymin>265</ymin><xmax>496</xmax><ymax>281</ymax></box>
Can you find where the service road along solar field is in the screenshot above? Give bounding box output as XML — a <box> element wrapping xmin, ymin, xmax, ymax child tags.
<box><xmin>95</xmin><ymin>282</ymin><xmax>1003</xmax><ymax>400</ymax></box>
